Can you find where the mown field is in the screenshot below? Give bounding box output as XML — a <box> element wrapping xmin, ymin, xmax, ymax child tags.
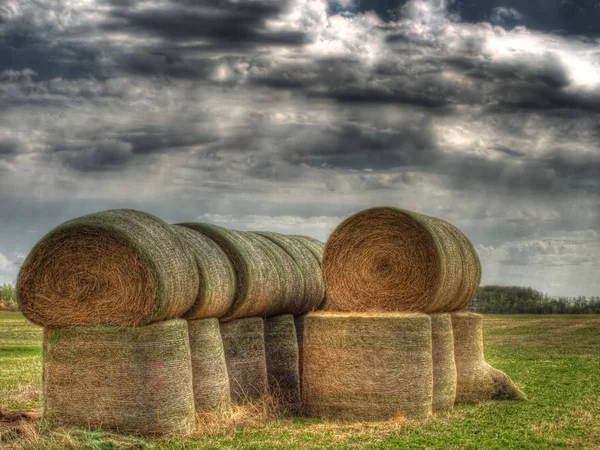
<box><xmin>0</xmin><ymin>313</ymin><xmax>598</xmax><ymax>449</ymax></box>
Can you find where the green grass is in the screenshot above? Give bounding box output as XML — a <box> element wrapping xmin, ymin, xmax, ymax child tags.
<box><xmin>1</xmin><ymin>313</ymin><xmax>599</xmax><ymax>449</ymax></box>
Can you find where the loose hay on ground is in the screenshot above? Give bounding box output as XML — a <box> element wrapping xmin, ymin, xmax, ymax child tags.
<box><xmin>18</xmin><ymin>209</ymin><xmax>199</xmax><ymax>327</ymax></box>
<box><xmin>302</xmin><ymin>312</ymin><xmax>433</xmax><ymax>422</ymax></box>
<box><xmin>429</xmin><ymin>313</ymin><xmax>457</xmax><ymax>412</ymax></box>
<box><xmin>188</xmin><ymin>318</ymin><xmax>232</xmax><ymax>416</ymax></box>
<box><xmin>322</xmin><ymin>207</ymin><xmax>481</xmax><ymax>313</ymax></box>
<box><xmin>220</xmin><ymin>317</ymin><xmax>268</xmax><ymax>404</ymax></box>
<box><xmin>178</xmin><ymin>223</ymin><xmax>280</xmax><ymax>321</ymax></box>
<box><xmin>451</xmin><ymin>312</ymin><xmax>525</xmax><ymax>403</ymax></box>
<box><xmin>173</xmin><ymin>226</ymin><xmax>237</xmax><ymax>319</ymax></box>
<box><xmin>42</xmin><ymin>319</ymin><xmax>196</xmax><ymax>436</ymax></box>
<box><xmin>264</xmin><ymin>314</ymin><xmax>301</xmax><ymax>411</ymax></box>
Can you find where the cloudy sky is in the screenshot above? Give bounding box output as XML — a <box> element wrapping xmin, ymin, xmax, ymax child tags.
<box><xmin>0</xmin><ymin>0</ymin><xmax>599</xmax><ymax>297</ymax></box>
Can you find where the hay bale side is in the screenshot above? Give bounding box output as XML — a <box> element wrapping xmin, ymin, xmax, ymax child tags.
<box><xmin>291</xmin><ymin>235</ymin><xmax>324</xmax><ymax>267</ymax></box>
<box><xmin>188</xmin><ymin>318</ymin><xmax>232</xmax><ymax>415</ymax></box>
<box><xmin>173</xmin><ymin>226</ymin><xmax>237</xmax><ymax>319</ymax></box>
<box><xmin>220</xmin><ymin>317</ymin><xmax>268</xmax><ymax>403</ymax></box>
<box><xmin>302</xmin><ymin>312</ymin><xmax>433</xmax><ymax>421</ymax></box>
<box><xmin>255</xmin><ymin>232</ymin><xmax>325</xmax><ymax>314</ymax></box>
<box><xmin>42</xmin><ymin>319</ymin><xmax>195</xmax><ymax>436</ymax></box>
<box><xmin>322</xmin><ymin>207</ymin><xmax>479</xmax><ymax>313</ymax></box>
<box><xmin>294</xmin><ymin>314</ymin><xmax>306</xmax><ymax>390</ymax></box>
<box><xmin>178</xmin><ymin>223</ymin><xmax>280</xmax><ymax>321</ymax></box>
<box><xmin>246</xmin><ymin>232</ymin><xmax>304</xmax><ymax>316</ymax></box>
<box><xmin>451</xmin><ymin>312</ymin><xmax>524</xmax><ymax>403</ymax></box>
<box><xmin>430</xmin><ymin>313</ymin><xmax>457</xmax><ymax>412</ymax></box>
<box><xmin>18</xmin><ymin>209</ymin><xmax>199</xmax><ymax>326</ymax></box>
<box><xmin>264</xmin><ymin>314</ymin><xmax>301</xmax><ymax>411</ymax></box>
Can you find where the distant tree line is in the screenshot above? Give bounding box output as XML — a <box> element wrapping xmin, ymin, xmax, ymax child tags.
<box><xmin>0</xmin><ymin>283</ymin><xmax>18</xmax><ymax>311</ymax></box>
<box><xmin>469</xmin><ymin>285</ymin><xmax>600</xmax><ymax>314</ymax></box>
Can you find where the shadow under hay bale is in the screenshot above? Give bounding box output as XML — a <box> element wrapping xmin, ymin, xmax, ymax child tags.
<box><xmin>173</xmin><ymin>226</ymin><xmax>237</xmax><ymax>320</ymax></box>
<box><xmin>451</xmin><ymin>312</ymin><xmax>525</xmax><ymax>403</ymax></box>
<box><xmin>322</xmin><ymin>207</ymin><xmax>481</xmax><ymax>314</ymax></box>
<box><xmin>178</xmin><ymin>223</ymin><xmax>280</xmax><ymax>321</ymax></box>
<box><xmin>302</xmin><ymin>312</ymin><xmax>433</xmax><ymax>422</ymax></box>
<box><xmin>255</xmin><ymin>232</ymin><xmax>325</xmax><ymax>314</ymax></box>
<box><xmin>188</xmin><ymin>318</ymin><xmax>232</xmax><ymax>416</ymax></box>
<box><xmin>18</xmin><ymin>209</ymin><xmax>199</xmax><ymax>327</ymax></box>
<box><xmin>430</xmin><ymin>313</ymin><xmax>457</xmax><ymax>412</ymax></box>
<box><xmin>264</xmin><ymin>315</ymin><xmax>301</xmax><ymax>412</ymax></box>
<box><xmin>294</xmin><ymin>314</ymin><xmax>306</xmax><ymax>391</ymax></box>
<box><xmin>42</xmin><ymin>319</ymin><xmax>195</xmax><ymax>436</ymax></box>
<box><xmin>220</xmin><ymin>317</ymin><xmax>268</xmax><ymax>404</ymax></box>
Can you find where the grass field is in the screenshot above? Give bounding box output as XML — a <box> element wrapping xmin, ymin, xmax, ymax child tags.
<box><xmin>0</xmin><ymin>313</ymin><xmax>598</xmax><ymax>449</ymax></box>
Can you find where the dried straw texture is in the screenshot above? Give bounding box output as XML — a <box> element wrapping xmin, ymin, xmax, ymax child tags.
<box><xmin>430</xmin><ymin>313</ymin><xmax>457</xmax><ymax>412</ymax></box>
<box><xmin>322</xmin><ymin>207</ymin><xmax>480</xmax><ymax>313</ymax></box>
<box><xmin>255</xmin><ymin>232</ymin><xmax>325</xmax><ymax>314</ymax></box>
<box><xmin>264</xmin><ymin>315</ymin><xmax>301</xmax><ymax>410</ymax></box>
<box><xmin>188</xmin><ymin>318</ymin><xmax>232</xmax><ymax>415</ymax></box>
<box><xmin>18</xmin><ymin>209</ymin><xmax>199</xmax><ymax>327</ymax></box>
<box><xmin>291</xmin><ymin>235</ymin><xmax>328</xmax><ymax>310</ymax></box>
<box><xmin>173</xmin><ymin>226</ymin><xmax>237</xmax><ymax>319</ymax></box>
<box><xmin>178</xmin><ymin>223</ymin><xmax>280</xmax><ymax>321</ymax></box>
<box><xmin>451</xmin><ymin>312</ymin><xmax>525</xmax><ymax>403</ymax></box>
<box><xmin>294</xmin><ymin>314</ymin><xmax>306</xmax><ymax>390</ymax></box>
<box><xmin>302</xmin><ymin>312</ymin><xmax>433</xmax><ymax>421</ymax></box>
<box><xmin>220</xmin><ymin>317</ymin><xmax>268</xmax><ymax>404</ymax></box>
<box><xmin>246</xmin><ymin>232</ymin><xmax>304</xmax><ymax>316</ymax></box>
<box><xmin>42</xmin><ymin>319</ymin><xmax>195</xmax><ymax>436</ymax></box>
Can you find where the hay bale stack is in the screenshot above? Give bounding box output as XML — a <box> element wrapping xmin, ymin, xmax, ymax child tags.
<box><xmin>173</xmin><ymin>226</ymin><xmax>236</xmax><ymax>319</ymax></box>
<box><xmin>188</xmin><ymin>318</ymin><xmax>232</xmax><ymax>415</ymax></box>
<box><xmin>220</xmin><ymin>317</ymin><xmax>268</xmax><ymax>403</ymax></box>
<box><xmin>322</xmin><ymin>207</ymin><xmax>481</xmax><ymax>313</ymax></box>
<box><xmin>302</xmin><ymin>312</ymin><xmax>433</xmax><ymax>421</ymax></box>
<box><xmin>255</xmin><ymin>232</ymin><xmax>325</xmax><ymax>314</ymax></box>
<box><xmin>18</xmin><ymin>209</ymin><xmax>199</xmax><ymax>327</ymax></box>
<box><xmin>42</xmin><ymin>319</ymin><xmax>195</xmax><ymax>436</ymax></box>
<box><xmin>291</xmin><ymin>235</ymin><xmax>328</xmax><ymax>310</ymax></box>
<box><xmin>178</xmin><ymin>223</ymin><xmax>280</xmax><ymax>321</ymax></box>
<box><xmin>246</xmin><ymin>232</ymin><xmax>304</xmax><ymax>316</ymax></box>
<box><xmin>430</xmin><ymin>313</ymin><xmax>457</xmax><ymax>412</ymax></box>
<box><xmin>264</xmin><ymin>314</ymin><xmax>301</xmax><ymax>410</ymax></box>
<box><xmin>451</xmin><ymin>312</ymin><xmax>524</xmax><ymax>403</ymax></box>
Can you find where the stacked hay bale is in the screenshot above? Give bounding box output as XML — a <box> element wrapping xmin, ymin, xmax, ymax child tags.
<box><xmin>18</xmin><ymin>210</ymin><xmax>199</xmax><ymax>435</ymax></box>
<box><xmin>301</xmin><ymin>206</ymin><xmax>522</xmax><ymax>422</ymax></box>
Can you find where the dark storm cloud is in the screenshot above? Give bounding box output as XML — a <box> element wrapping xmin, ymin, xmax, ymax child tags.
<box><xmin>0</xmin><ymin>137</ymin><xmax>22</xmax><ymax>157</ymax></box>
<box><xmin>104</xmin><ymin>0</ymin><xmax>309</xmax><ymax>46</ymax></box>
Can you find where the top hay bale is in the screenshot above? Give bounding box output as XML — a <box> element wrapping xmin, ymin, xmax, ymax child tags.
<box><xmin>172</xmin><ymin>225</ymin><xmax>236</xmax><ymax>319</ymax></box>
<box><xmin>17</xmin><ymin>209</ymin><xmax>199</xmax><ymax>327</ymax></box>
<box><xmin>322</xmin><ymin>207</ymin><xmax>481</xmax><ymax>313</ymax></box>
<box><xmin>178</xmin><ymin>223</ymin><xmax>281</xmax><ymax>321</ymax></box>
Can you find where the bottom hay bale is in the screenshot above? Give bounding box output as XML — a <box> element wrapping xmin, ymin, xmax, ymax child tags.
<box><xmin>294</xmin><ymin>314</ymin><xmax>306</xmax><ymax>390</ymax></box>
<box><xmin>264</xmin><ymin>315</ymin><xmax>301</xmax><ymax>410</ymax></box>
<box><xmin>188</xmin><ymin>318</ymin><xmax>232</xmax><ymax>415</ymax></box>
<box><xmin>220</xmin><ymin>317</ymin><xmax>268</xmax><ymax>404</ymax></box>
<box><xmin>42</xmin><ymin>319</ymin><xmax>195</xmax><ymax>436</ymax></box>
<box><xmin>430</xmin><ymin>313</ymin><xmax>457</xmax><ymax>412</ymax></box>
<box><xmin>451</xmin><ymin>312</ymin><xmax>525</xmax><ymax>403</ymax></box>
<box><xmin>302</xmin><ymin>312</ymin><xmax>433</xmax><ymax>421</ymax></box>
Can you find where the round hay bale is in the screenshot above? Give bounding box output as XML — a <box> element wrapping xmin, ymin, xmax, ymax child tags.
<box><xmin>264</xmin><ymin>314</ymin><xmax>301</xmax><ymax>410</ymax></box>
<box><xmin>430</xmin><ymin>313</ymin><xmax>457</xmax><ymax>412</ymax></box>
<box><xmin>302</xmin><ymin>312</ymin><xmax>433</xmax><ymax>421</ymax></box>
<box><xmin>220</xmin><ymin>317</ymin><xmax>268</xmax><ymax>403</ymax></box>
<box><xmin>42</xmin><ymin>319</ymin><xmax>195</xmax><ymax>436</ymax></box>
<box><xmin>188</xmin><ymin>318</ymin><xmax>232</xmax><ymax>415</ymax></box>
<box><xmin>177</xmin><ymin>223</ymin><xmax>280</xmax><ymax>321</ymax></box>
<box><xmin>255</xmin><ymin>232</ymin><xmax>325</xmax><ymax>314</ymax></box>
<box><xmin>451</xmin><ymin>312</ymin><xmax>525</xmax><ymax>403</ymax></box>
<box><xmin>290</xmin><ymin>235</ymin><xmax>328</xmax><ymax>310</ymax></box>
<box><xmin>245</xmin><ymin>232</ymin><xmax>304</xmax><ymax>316</ymax></box>
<box><xmin>18</xmin><ymin>209</ymin><xmax>199</xmax><ymax>327</ymax></box>
<box><xmin>322</xmin><ymin>207</ymin><xmax>480</xmax><ymax>313</ymax></box>
<box><xmin>173</xmin><ymin>225</ymin><xmax>236</xmax><ymax>319</ymax></box>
